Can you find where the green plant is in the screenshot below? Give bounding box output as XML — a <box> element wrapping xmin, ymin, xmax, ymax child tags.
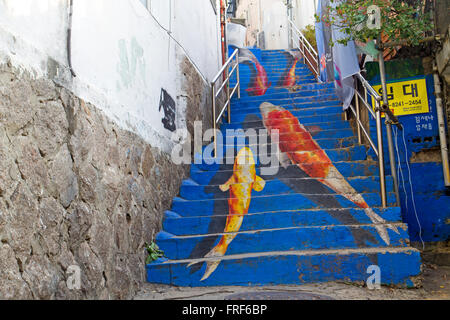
<box><xmin>302</xmin><ymin>24</ymin><xmax>318</xmax><ymax>51</ymax></box>
<box><xmin>145</xmin><ymin>241</ymin><xmax>165</xmax><ymax>264</ymax></box>
<box><xmin>315</xmin><ymin>0</ymin><xmax>433</xmax><ymax>47</ymax></box>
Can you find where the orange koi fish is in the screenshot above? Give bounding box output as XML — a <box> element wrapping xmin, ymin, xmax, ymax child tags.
<box><xmin>278</xmin><ymin>50</ymin><xmax>301</xmax><ymax>88</ymax></box>
<box><xmin>243</xmin><ymin>59</ymin><xmax>271</xmax><ymax>96</ymax></box>
<box><xmin>260</xmin><ymin>102</ymin><xmax>399</xmax><ymax>245</ymax></box>
<box><xmin>281</xmin><ymin>58</ymin><xmax>299</xmax><ymax>87</ymax></box>
<box><xmin>237</xmin><ymin>47</ymin><xmax>271</xmax><ymax>96</ymax></box>
<box><xmin>190</xmin><ymin>147</ymin><xmax>265</xmax><ymax>281</ymax></box>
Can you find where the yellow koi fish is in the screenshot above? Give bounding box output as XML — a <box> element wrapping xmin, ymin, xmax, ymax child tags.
<box><xmin>194</xmin><ymin>147</ymin><xmax>266</xmax><ymax>281</ymax></box>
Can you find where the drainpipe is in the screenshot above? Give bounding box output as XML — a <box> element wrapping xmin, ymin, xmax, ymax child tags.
<box><xmin>220</xmin><ymin>0</ymin><xmax>227</xmax><ymax>80</ymax></box>
<box><xmin>67</xmin><ymin>0</ymin><xmax>76</xmax><ymax>77</ymax></box>
<box><xmin>433</xmin><ymin>63</ymin><xmax>450</xmax><ymax>187</ymax></box>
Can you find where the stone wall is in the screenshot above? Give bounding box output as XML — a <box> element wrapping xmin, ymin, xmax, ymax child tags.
<box><xmin>0</xmin><ymin>60</ymin><xmax>207</xmax><ymax>299</ymax></box>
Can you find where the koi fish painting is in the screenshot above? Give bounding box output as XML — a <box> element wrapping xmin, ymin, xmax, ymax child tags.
<box><xmin>277</xmin><ymin>51</ymin><xmax>302</xmax><ymax>88</ymax></box>
<box><xmin>235</xmin><ymin>47</ymin><xmax>271</xmax><ymax>96</ymax></box>
<box><xmin>188</xmin><ymin>147</ymin><xmax>266</xmax><ymax>281</ymax></box>
<box><xmin>259</xmin><ymin>102</ymin><xmax>400</xmax><ymax>245</ymax></box>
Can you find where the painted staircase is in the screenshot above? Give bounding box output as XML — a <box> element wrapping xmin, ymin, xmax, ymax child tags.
<box><xmin>146</xmin><ymin>49</ymin><xmax>422</xmax><ymax>287</ymax></box>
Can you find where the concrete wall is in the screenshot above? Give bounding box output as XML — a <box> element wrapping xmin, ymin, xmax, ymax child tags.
<box><xmin>291</xmin><ymin>0</ymin><xmax>318</xmax><ymax>31</ymax></box>
<box><xmin>234</xmin><ymin>0</ymin><xmax>289</xmax><ymax>49</ymax></box>
<box><xmin>0</xmin><ymin>0</ymin><xmax>221</xmax><ymax>153</ymax></box>
<box><xmin>0</xmin><ymin>0</ymin><xmax>221</xmax><ymax>299</ymax></box>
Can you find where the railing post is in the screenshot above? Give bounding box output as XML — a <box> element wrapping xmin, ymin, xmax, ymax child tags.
<box><xmin>212</xmin><ymin>84</ymin><xmax>217</xmax><ymax>158</ymax></box>
<box><xmin>226</xmin><ymin>65</ymin><xmax>231</xmax><ymax>124</ymax></box>
<box><xmin>355</xmin><ymin>88</ymin><xmax>362</xmax><ymax>144</ymax></box>
<box><xmin>378</xmin><ymin>52</ymin><xmax>400</xmax><ymax>206</ymax></box>
<box><xmin>236</xmin><ymin>52</ymin><xmax>241</xmax><ymax>99</ymax></box>
<box><xmin>375</xmin><ymin>100</ymin><xmax>388</xmax><ymax>208</ymax></box>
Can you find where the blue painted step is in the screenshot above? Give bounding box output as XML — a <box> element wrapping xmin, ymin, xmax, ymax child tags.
<box><xmin>171</xmin><ymin>193</ymin><xmax>396</xmax><ymax>217</ymax></box>
<box><xmin>146</xmin><ymin>48</ymin><xmax>421</xmax><ymax>288</ymax></box>
<box><xmin>180</xmin><ymin>176</ymin><xmax>393</xmax><ymax>200</ymax></box>
<box><xmin>163</xmin><ymin>207</ymin><xmax>401</xmax><ymax>236</ymax></box>
<box><xmin>147</xmin><ymin>247</ymin><xmax>421</xmax><ymax>287</ymax></box>
<box><xmin>157</xmin><ymin>223</ymin><xmax>409</xmax><ymax>260</ymax></box>
<box><xmin>200</xmin><ymin>146</ymin><xmax>368</xmax><ymax>166</ymax></box>
<box><xmin>222</xmin><ymin>118</ymin><xmax>348</xmax><ymax>130</ymax></box>
<box><xmin>190</xmin><ymin>160</ymin><xmax>382</xmax><ymax>178</ymax></box>
<box><xmin>218</xmin><ymin>128</ymin><xmax>354</xmax><ymax>140</ymax></box>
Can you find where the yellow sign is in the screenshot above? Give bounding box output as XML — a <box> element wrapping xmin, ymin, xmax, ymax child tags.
<box><xmin>371</xmin><ymin>78</ymin><xmax>429</xmax><ymax>117</ymax></box>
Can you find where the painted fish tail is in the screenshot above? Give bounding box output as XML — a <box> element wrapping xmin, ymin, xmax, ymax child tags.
<box><xmin>363</xmin><ymin>207</ymin><xmax>400</xmax><ymax>246</ymax></box>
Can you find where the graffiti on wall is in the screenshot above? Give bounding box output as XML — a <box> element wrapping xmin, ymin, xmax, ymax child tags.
<box><xmin>159</xmin><ymin>88</ymin><xmax>176</xmax><ymax>132</ymax></box>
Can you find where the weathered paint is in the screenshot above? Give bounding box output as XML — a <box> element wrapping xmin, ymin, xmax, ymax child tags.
<box><xmin>147</xmin><ymin>49</ymin><xmax>421</xmax><ymax>287</ymax></box>
<box><xmin>147</xmin><ymin>249</ymin><xmax>421</xmax><ymax>287</ymax></box>
<box><xmin>163</xmin><ymin>207</ymin><xmax>402</xmax><ymax>236</ymax></box>
<box><xmin>188</xmin><ymin>147</ymin><xmax>266</xmax><ymax>281</ymax></box>
<box><xmin>366</xmin><ymin>63</ymin><xmax>450</xmax><ymax>242</ymax></box>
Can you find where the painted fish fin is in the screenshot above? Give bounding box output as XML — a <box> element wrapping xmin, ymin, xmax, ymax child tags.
<box><xmin>200</xmin><ymin>260</ymin><xmax>221</xmax><ymax>281</ymax></box>
<box><xmin>278</xmin><ymin>151</ymin><xmax>291</xmax><ymax>169</ymax></box>
<box><xmin>253</xmin><ymin>176</ymin><xmax>266</xmax><ymax>192</ymax></box>
<box><xmin>199</xmin><ymin>244</ymin><xmax>226</xmax><ymax>281</ymax></box>
<box><xmin>186</xmin><ymin>260</ymin><xmax>200</xmax><ymax>268</ymax></box>
<box><xmin>219</xmin><ymin>176</ymin><xmax>236</xmax><ymax>192</ymax></box>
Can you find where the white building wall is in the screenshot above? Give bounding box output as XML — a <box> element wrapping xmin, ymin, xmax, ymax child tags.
<box><xmin>262</xmin><ymin>1</ymin><xmax>289</xmax><ymax>50</ymax></box>
<box><xmin>0</xmin><ymin>0</ymin><xmax>221</xmax><ymax>153</ymax></box>
<box><xmin>292</xmin><ymin>0</ymin><xmax>318</xmax><ymax>30</ymax></box>
<box><xmin>234</xmin><ymin>0</ymin><xmax>289</xmax><ymax>50</ymax></box>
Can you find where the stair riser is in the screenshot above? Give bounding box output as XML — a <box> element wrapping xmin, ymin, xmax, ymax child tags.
<box><xmin>218</xmin><ymin>136</ymin><xmax>356</xmax><ymax>150</ymax></box>
<box><xmin>223</xmin><ymin>114</ymin><xmax>344</xmax><ymax>127</ymax></box>
<box><xmin>146</xmin><ymin>250</ymin><xmax>421</xmax><ymax>287</ymax></box>
<box><xmin>199</xmin><ymin>146</ymin><xmax>368</xmax><ymax>166</ymax></box>
<box><xmin>234</xmin><ymin>82</ymin><xmax>334</xmax><ymax>90</ymax></box>
<box><xmin>230</xmin><ymin>107</ymin><xmax>344</xmax><ymax>122</ymax></box>
<box><xmin>228</xmin><ymin>88</ymin><xmax>337</xmax><ymax>101</ymax></box>
<box><xmin>230</xmin><ymin>94</ymin><xmax>339</xmax><ymax>106</ymax></box>
<box><xmin>234</xmin><ymin>68</ymin><xmax>311</xmax><ymax>76</ymax></box>
<box><xmin>163</xmin><ymin>207</ymin><xmax>401</xmax><ymax>236</ymax></box>
<box><xmin>191</xmin><ymin>161</ymin><xmax>381</xmax><ymax>179</ymax></box>
<box><xmin>171</xmin><ymin>193</ymin><xmax>396</xmax><ymax>217</ymax></box>
<box><xmin>213</xmin><ymin>129</ymin><xmax>354</xmax><ymax>143</ymax></box>
<box><xmin>157</xmin><ymin>224</ymin><xmax>409</xmax><ymax>260</ymax></box>
<box><xmin>222</xmin><ymin>119</ymin><xmax>349</xmax><ymax>131</ymax></box>
<box><xmin>180</xmin><ymin>177</ymin><xmax>393</xmax><ymax>200</ymax></box>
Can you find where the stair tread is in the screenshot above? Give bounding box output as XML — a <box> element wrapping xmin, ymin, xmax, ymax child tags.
<box><xmin>184</xmin><ymin>175</ymin><xmax>392</xmax><ymax>187</ymax></box>
<box><xmin>174</xmin><ymin>192</ymin><xmax>395</xmax><ymax>202</ymax></box>
<box><xmin>160</xmin><ymin>222</ymin><xmax>407</xmax><ymax>239</ymax></box>
<box><xmin>149</xmin><ymin>246</ymin><xmax>420</xmax><ymax>265</ymax></box>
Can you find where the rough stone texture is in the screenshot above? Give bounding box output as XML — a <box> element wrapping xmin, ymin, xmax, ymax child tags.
<box><xmin>0</xmin><ymin>62</ymin><xmax>207</xmax><ymax>299</ymax></box>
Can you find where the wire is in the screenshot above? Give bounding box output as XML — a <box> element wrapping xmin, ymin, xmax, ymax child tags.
<box><xmin>147</xmin><ymin>7</ymin><xmax>209</xmax><ymax>84</ymax></box>
<box><xmin>393</xmin><ymin>126</ymin><xmax>425</xmax><ymax>250</ymax></box>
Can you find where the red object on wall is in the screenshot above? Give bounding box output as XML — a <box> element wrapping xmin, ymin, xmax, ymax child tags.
<box><xmin>220</xmin><ymin>0</ymin><xmax>227</xmax><ymax>81</ymax></box>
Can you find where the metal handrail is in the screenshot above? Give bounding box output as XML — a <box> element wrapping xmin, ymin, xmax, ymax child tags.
<box><xmin>349</xmin><ymin>73</ymin><xmax>388</xmax><ymax>207</ymax></box>
<box><xmin>211</xmin><ymin>48</ymin><xmax>241</xmax><ymax>157</ymax></box>
<box><xmin>287</xmin><ymin>19</ymin><xmax>319</xmax><ymax>78</ymax></box>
